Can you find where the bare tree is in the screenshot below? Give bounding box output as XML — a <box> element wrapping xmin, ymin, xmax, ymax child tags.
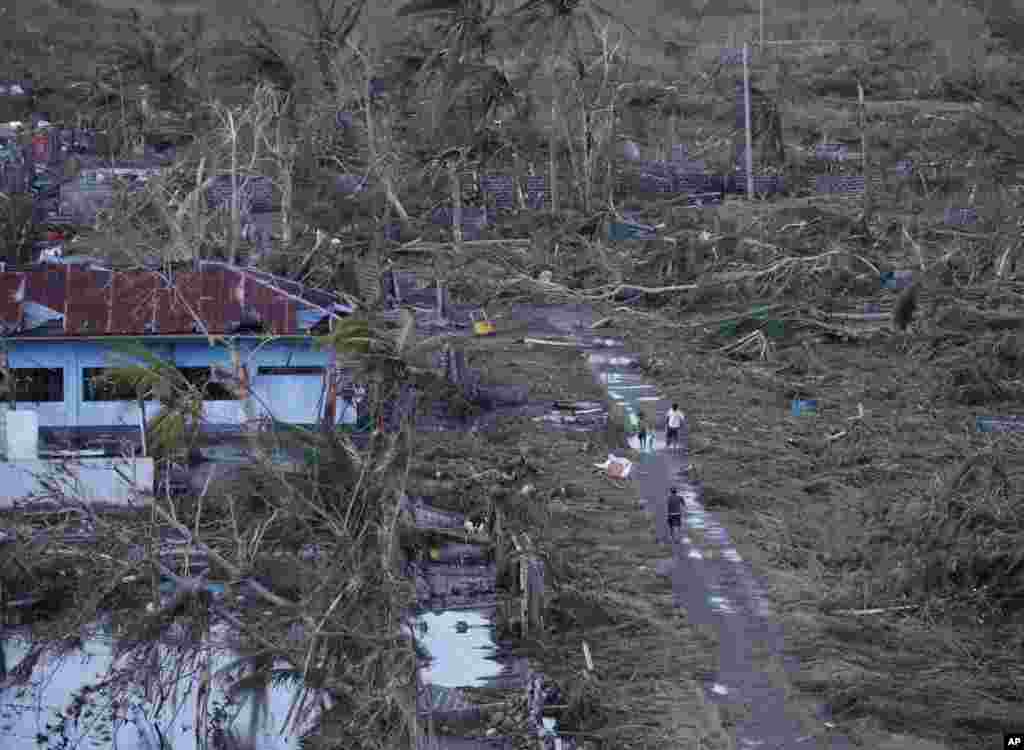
<box><xmin>253</xmin><ymin>84</ymin><xmax>300</xmax><ymax>249</ymax></box>
<box><xmin>340</xmin><ymin>40</ymin><xmax>411</xmax><ymax>223</ymax></box>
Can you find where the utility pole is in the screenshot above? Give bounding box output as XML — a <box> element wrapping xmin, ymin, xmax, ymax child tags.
<box><xmin>743</xmin><ymin>43</ymin><xmax>754</xmax><ymax>201</ymax></box>
<box><xmin>760</xmin><ymin>0</ymin><xmax>765</xmax><ymax>50</ymax></box>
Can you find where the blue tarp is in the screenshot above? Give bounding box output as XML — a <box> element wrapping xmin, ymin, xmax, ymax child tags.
<box><xmin>791</xmin><ymin>399</ymin><xmax>817</xmax><ymax>416</ymax></box>
<box><xmin>976</xmin><ymin>416</ymin><xmax>1024</xmax><ymax>433</ymax></box>
<box><xmin>880</xmin><ymin>270</ymin><xmax>914</xmax><ymax>290</ymax></box>
<box><xmin>608</xmin><ymin>221</ymin><xmax>656</xmax><ymax>241</ymax></box>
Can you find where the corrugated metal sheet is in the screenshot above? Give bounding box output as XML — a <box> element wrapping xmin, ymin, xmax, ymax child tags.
<box><xmin>243</xmin><ymin>272</ymin><xmax>295</xmax><ymax>334</ymax></box>
<box><xmin>239</xmin><ymin>266</ymin><xmax>339</xmax><ymax>311</ymax></box>
<box><xmin>0</xmin><ymin>274</ymin><xmax>22</xmax><ymax>326</ymax></box>
<box><xmin>109</xmin><ymin>272</ymin><xmax>160</xmax><ymax>334</ymax></box>
<box><xmin>155</xmin><ymin>275</ymin><xmax>191</xmax><ymax>334</ymax></box>
<box><xmin>200</xmin><ymin>266</ymin><xmax>241</xmax><ymax>333</ymax></box>
<box><xmin>64</xmin><ymin>266</ymin><xmax>111</xmax><ymax>334</ymax></box>
<box><xmin>0</xmin><ymin>264</ymin><xmax>341</xmax><ymax>337</ymax></box>
<box><xmin>25</xmin><ymin>266</ymin><xmax>66</xmax><ymax>314</ymax></box>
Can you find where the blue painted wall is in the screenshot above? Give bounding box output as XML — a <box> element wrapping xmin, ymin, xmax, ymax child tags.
<box><xmin>3</xmin><ymin>338</ymin><xmax>340</xmax><ymax>428</ymax></box>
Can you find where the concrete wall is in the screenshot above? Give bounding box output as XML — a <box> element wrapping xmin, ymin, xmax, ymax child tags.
<box><xmin>5</xmin><ymin>338</ymin><xmax>346</xmax><ymax>429</ymax></box>
<box><xmin>0</xmin><ymin>456</ymin><xmax>154</xmax><ymax>508</ymax></box>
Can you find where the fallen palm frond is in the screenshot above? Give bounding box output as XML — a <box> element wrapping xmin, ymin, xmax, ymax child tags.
<box><xmin>718</xmin><ymin>329</ymin><xmax>775</xmax><ymax>360</ymax></box>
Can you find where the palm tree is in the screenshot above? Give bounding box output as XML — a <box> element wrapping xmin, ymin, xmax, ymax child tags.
<box><xmin>99</xmin><ymin>340</ymin><xmax>211</xmax><ymax>462</ymax></box>
<box><xmin>496</xmin><ymin>0</ymin><xmax>633</xmax><ymax>214</ymax></box>
<box><xmin>396</xmin><ymin>0</ymin><xmax>504</xmax><ymax>136</ymax></box>
<box><xmin>501</xmin><ymin>0</ymin><xmax>633</xmax><ymax>82</ymax></box>
<box><xmin>236</xmin><ymin>0</ymin><xmax>367</xmax><ymax>97</ymax></box>
<box><xmin>396</xmin><ymin>0</ymin><xmax>496</xmax><ymax>74</ymax></box>
<box><xmin>98</xmin><ymin>9</ymin><xmax>208</xmax><ymax>145</ymax></box>
<box><xmin>212</xmin><ymin>16</ymin><xmax>300</xmax><ymax>97</ymax></box>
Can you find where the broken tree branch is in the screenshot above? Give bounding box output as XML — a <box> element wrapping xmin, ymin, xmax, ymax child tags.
<box><xmin>828</xmin><ymin>604</ymin><xmax>919</xmax><ymax>616</ymax></box>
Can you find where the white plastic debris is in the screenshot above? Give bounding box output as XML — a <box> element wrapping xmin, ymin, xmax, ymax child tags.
<box><xmin>594</xmin><ymin>453</ymin><xmax>633</xmax><ymax>479</ymax></box>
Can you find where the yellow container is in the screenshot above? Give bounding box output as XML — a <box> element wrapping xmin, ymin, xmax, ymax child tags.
<box><xmin>470</xmin><ymin>309</ymin><xmax>495</xmax><ymax>336</ymax></box>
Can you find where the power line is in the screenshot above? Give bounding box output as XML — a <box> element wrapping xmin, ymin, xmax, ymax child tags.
<box><xmin>663</xmin><ymin>37</ymin><xmax>891</xmax><ymax>51</ymax></box>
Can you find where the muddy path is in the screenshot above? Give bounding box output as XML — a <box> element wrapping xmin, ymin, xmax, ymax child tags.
<box><xmin>521</xmin><ymin>304</ymin><xmax>856</xmax><ymax>750</ymax></box>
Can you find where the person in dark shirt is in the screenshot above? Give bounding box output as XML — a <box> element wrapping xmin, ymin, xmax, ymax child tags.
<box><xmin>667</xmin><ymin>486</ymin><xmax>683</xmax><ymax>542</ymax></box>
<box><xmin>637</xmin><ymin>410</ymin><xmax>649</xmax><ymax>452</ymax></box>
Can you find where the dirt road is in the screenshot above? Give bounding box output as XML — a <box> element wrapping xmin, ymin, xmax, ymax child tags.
<box><xmin>577</xmin><ymin>318</ymin><xmax>857</xmax><ymax>750</ymax></box>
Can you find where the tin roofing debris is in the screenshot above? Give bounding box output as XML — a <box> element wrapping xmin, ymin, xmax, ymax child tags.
<box><xmin>0</xmin><ymin>81</ymin><xmax>32</xmax><ymax>97</ymax></box>
<box><xmin>0</xmin><ymin>261</ymin><xmax>352</xmax><ymax>337</ymax></box>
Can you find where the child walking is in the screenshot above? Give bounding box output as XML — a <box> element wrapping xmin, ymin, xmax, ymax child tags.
<box><xmin>667</xmin><ymin>487</ymin><xmax>683</xmax><ymax>542</ymax></box>
<box><xmin>637</xmin><ymin>410</ymin><xmax>650</xmax><ymax>452</ymax></box>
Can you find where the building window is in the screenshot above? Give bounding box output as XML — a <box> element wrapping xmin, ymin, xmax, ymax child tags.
<box><xmin>1</xmin><ymin>368</ymin><xmax>64</xmax><ymax>402</ymax></box>
<box><xmin>83</xmin><ymin>367</ymin><xmax>142</xmax><ymax>402</ymax></box>
<box><xmin>256</xmin><ymin>366</ymin><xmax>326</xmax><ymax>376</ymax></box>
<box><xmin>178</xmin><ymin>366</ymin><xmax>239</xmax><ymax>401</ymax></box>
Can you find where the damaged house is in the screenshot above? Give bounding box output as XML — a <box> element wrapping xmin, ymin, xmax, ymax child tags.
<box><xmin>0</xmin><ymin>259</ymin><xmax>356</xmax><ymax>507</ymax></box>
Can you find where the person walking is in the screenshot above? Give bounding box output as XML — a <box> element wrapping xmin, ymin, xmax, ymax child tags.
<box><xmin>666</xmin><ymin>403</ymin><xmax>686</xmax><ymax>453</ymax></box>
<box><xmin>667</xmin><ymin>486</ymin><xmax>683</xmax><ymax>542</ymax></box>
<box><xmin>636</xmin><ymin>410</ymin><xmax>650</xmax><ymax>452</ymax></box>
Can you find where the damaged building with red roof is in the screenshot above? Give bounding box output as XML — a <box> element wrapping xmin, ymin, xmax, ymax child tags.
<box><xmin>0</xmin><ymin>259</ymin><xmax>357</xmax><ymax>505</ymax></box>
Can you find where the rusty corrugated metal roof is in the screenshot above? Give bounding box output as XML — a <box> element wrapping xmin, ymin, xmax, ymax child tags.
<box><xmin>0</xmin><ymin>275</ymin><xmax>23</xmax><ymax>327</ymax></box>
<box><xmin>0</xmin><ymin>263</ymin><xmax>346</xmax><ymax>337</ymax></box>
<box><xmin>109</xmin><ymin>272</ymin><xmax>160</xmax><ymax>335</ymax></box>
<box><xmin>25</xmin><ymin>266</ymin><xmax>66</xmax><ymax>314</ymax></box>
<box><xmin>63</xmin><ymin>266</ymin><xmax>111</xmax><ymax>335</ymax></box>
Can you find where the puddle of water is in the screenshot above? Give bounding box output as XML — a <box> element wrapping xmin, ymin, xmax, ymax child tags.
<box><xmin>0</xmin><ymin>623</ymin><xmax>315</xmax><ymax>749</ymax></box>
<box><xmin>540</xmin><ymin>716</ymin><xmax>574</xmax><ymax>750</ymax></box>
<box><xmin>415</xmin><ymin>610</ymin><xmax>501</xmax><ymax>688</ymax></box>
<box><xmin>687</xmin><ymin>549</ymin><xmax>703</xmax><ymax>560</ymax></box>
<box><xmin>555</xmin><ymin>401</ymin><xmax>604</xmax><ymax>410</ymax></box>
<box><xmin>586</xmin><ymin>354</ymin><xmax>636</xmax><ymax>367</ymax></box>
<box><xmin>600</xmin><ymin>376</ymin><xmax>643</xmax><ymax>388</ymax></box>
<box><xmin>706</xmin><ymin>526</ymin><xmax>729</xmax><ymax>543</ymax></box>
<box><xmin>708</xmin><ymin>595</ymin><xmax>735</xmax><ymax>614</ymax></box>
<box><xmin>723</xmin><ymin>549</ymin><xmax>743</xmax><ymax>563</ymax></box>
<box><xmin>635</xmin><ymin>396</ymin><xmax>662</xmax><ymax>402</ymax></box>
<box><xmin>654</xmin><ymin>559</ymin><xmax>674</xmax><ymax>576</ymax></box>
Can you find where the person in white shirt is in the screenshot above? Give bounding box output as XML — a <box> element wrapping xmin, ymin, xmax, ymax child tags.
<box><xmin>666</xmin><ymin>403</ymin><xmax>686</xmax><ymax>453</ymax></box>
